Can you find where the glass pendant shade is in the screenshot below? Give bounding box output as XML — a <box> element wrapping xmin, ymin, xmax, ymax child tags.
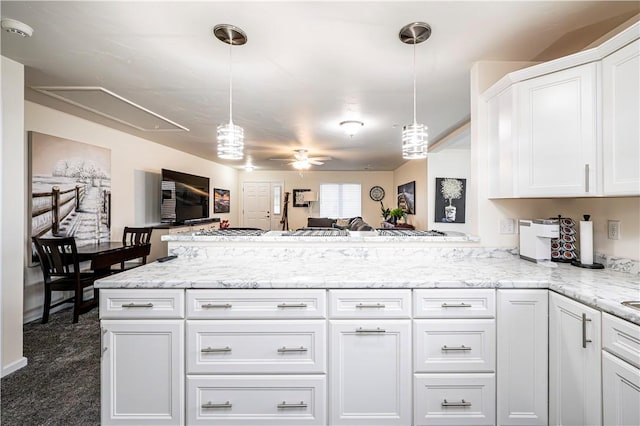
<box><xmin>402</xmin><ymin>123</ymin><xmax>428</xmax><ymax>159</ymax></box>
<box><xmin>217</xmin><ymin>121</ymin><xmax>244</xmax><ymax>160</ymax></box>
<box><xmin>292</xmin><ymin>160</ymin><xmax>311</xmax><ymax>170</ymax></box>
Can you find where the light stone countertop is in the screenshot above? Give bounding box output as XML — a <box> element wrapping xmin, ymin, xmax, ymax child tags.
<box><xmin>96</xmin><ymin>252</ymin><xmax>640</xmax><ymax>325</ymax></box>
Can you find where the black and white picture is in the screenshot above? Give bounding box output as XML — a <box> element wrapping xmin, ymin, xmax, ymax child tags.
<box><xmin>397</xmin><ymin>181</ymin><xmax>415</xmax><ymax>215</ymax></box>
<box><xmin>29</xmin><ymin>131</ymin><xmax>112</xmax><ymax>264</ymax></box>
<box><xmin>435</xmin><ymin>177</ymin><xmax>466</xmax><ymax>223</ymax></box>
<box><xmin>293</xmin><ymin>189</ymin><xmax>311</xmax><ymax>207</ymax></box>
<box><xmin>214</xmin><ymin>188</ymin><xmax>230</xmax><ymax>213</ymax></box>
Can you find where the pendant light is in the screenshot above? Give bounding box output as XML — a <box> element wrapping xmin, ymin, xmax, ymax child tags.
<box><xmin>214</xmin><ymin>24</ymin><xmax>247</xmax><ymax>160</ymax></box>
<box><xmin>399</xmin><ymin>22</ymin><xmax>431</xmax><ymax>160</ymax></box>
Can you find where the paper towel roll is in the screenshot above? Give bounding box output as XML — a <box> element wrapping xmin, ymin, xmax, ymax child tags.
<box><xmin>579</xmin><ymin>220</ymin><xmax>594</xmax><ymax>265</ymax></box>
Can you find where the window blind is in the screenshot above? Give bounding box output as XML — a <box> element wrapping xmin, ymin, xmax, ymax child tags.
<box><xmin>319</xmin><ymin>183</ymin><xmax>361</xmax><ymax>218</ymax></box>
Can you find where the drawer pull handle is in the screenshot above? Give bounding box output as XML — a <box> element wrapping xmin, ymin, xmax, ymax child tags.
<box><xmin>202</xmin><ymin>401</ymin><xmax>232</xmax><ymax>409</ymax></box>
<box><xmin>121</xmin><ymin>303</ymin><xmax>153</xmax><ymax>308</ymax></box>
<box><xmin>442</xmin><ymin>399</ymin><xmax>471</xmax><ymax>407</ymax></box>
<box><xmin>277</xmin><ymin>401</ymin><xmax>307</xmax><ymax>409</ymax></box>
<box><xmin>201</xmin><ymin>346</ymin><xmax>232</xmax><ymax>353</ymax></box>
<box><xmin>356</xmin><ymin>303</ymin><xmax>386</xmax><ymax>308</ymax></box>
<box><xmin>356</xmin><ymin>327</ymin><xmax>386</xmax><ymax>333</ymax></box>
<box><xmin>202</xmin><ymin>303</ymin><xmax>232</xmax><ymax>309</ymax></box>
<box><xmin>277</xmin><ymin>303</ymin><xmax>308</xmax><ymax>308</ymax></box>
<box><xmin>442</xmin><ymin>345</ymin><xmax>472</xmax><ymax>351</ymax></box>
<box><xmin>441</xmin><ymin>302</ymin><xmax>471</xmax><ymax>308</ymax></box>
<box><xmin>277</xmin><ymin>346</ymin><xmax>308</xmax><ymax>353</ymax></box>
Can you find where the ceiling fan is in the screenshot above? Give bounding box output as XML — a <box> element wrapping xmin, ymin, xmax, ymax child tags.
<box><xmin>270</xmin><ymin>149</ymin><xmax>332</xmax><ymax>169</ymax></box>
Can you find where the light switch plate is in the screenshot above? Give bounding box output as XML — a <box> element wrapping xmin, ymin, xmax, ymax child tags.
<box><xmin>500</xmin><ymin>218</ymin><xmax>516</xmax><ymax>234</ymax></box>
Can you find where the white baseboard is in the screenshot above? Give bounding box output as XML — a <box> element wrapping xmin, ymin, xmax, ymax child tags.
<box><xmin>2</xmin><ymin>356</ymin><xmax>28</xmax><ymax>377</ymax></box>
<box><xmin>23</xmin><ymin>302</ymin><xmax>73</xmax><ymax>324</ymax></box>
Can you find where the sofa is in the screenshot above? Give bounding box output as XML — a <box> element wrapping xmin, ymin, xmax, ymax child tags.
<box><xmin>306</xmin><ymin>217</ymin><xmax>374</xmax><ymax>231</ymax></box>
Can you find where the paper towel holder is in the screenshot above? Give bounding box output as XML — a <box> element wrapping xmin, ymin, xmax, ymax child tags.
<box><xmin>571</xmin><ymin>214</ymin><xmax>604</xmax><ymax>269</ymax></box>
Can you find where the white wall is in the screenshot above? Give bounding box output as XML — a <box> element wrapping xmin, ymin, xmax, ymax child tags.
<box><xmin>471</xmin><ymin>61</ymin><xmax>640</xmax><ymax>261</ymax></box>
<box><xmin>428</xmin><ymin>148</ymin><xmax>472</xmax><ymax>233</ymax></box>
<box><xmin>2</xmin><ymin>57</ymin><xmax>26</xmax><ymax>376</ymax></box>
<box><xmin>394</xmin><ymin>158</ymin><xmax>427</xmax><ymax>230</ymax></box>
<box><xmin>23</xmin><ymin>101</ymin><xmax>239</xmax><ymax>323</ymax></box>
<box><xmin>238</xmin><ymin>170</ymin><xmax>394</xmax><ymax>230</ymax></box>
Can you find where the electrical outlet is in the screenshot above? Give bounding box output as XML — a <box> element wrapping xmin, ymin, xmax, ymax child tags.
<box><xmin>608</xmin><ymin>220</ymin><xmax>620</xmax><ymax>240</ymax></box>
<box><xmin>500</xmin><ymin>218</ymin><xmax>516</xmax><ymax>234</ymax></box>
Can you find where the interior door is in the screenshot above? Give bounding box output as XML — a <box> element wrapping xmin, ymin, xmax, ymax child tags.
<box><xmin>242</xmin><ymin>182</ymin><xmax>283</xmax><ymax>230</ymax></box>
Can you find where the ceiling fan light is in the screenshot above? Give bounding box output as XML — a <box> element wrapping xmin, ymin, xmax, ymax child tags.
<box><xmin>292</xmin><ymin>160</ymin><xmax>311</xmax><ymax>170</ymax></box>
<box><xmin>402</xmin><ymin>123</ymin><xmax>428</xmax><ymax>159</ymax></box>
<box><xmin>217</xmin><ymin>122</ymin><xmax>244</xmax><ymax>160</ymax></box>
<box><xmin>340</xmin><ymin>120</ymin><xmax>364</xmax><ymax>137</ymax></box>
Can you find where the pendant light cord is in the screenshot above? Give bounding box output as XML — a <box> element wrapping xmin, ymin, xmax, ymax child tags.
<box><xmin>412</xmin><ymin>40</ymin><xmax>417</xmax><ymax>125</ymax></box>
<box><xmin>228</xmin><ymin>38</ymin><xmax>233</xmax><ymax>125</ymax></box>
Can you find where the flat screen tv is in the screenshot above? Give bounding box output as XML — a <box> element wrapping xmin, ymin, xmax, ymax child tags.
<box><xmin>160</xmin><ymin>169</ymin><xmax>210</xmax><ymax>224</ymax></box>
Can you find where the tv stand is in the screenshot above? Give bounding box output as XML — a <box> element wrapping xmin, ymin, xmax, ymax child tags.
<box><xmin>182</xmin><ymin>217</ymin><xmax>219</xmax><ymax>225</ymax></box>
<box><xmin>150</xmin><ymin>218</ymin><xmax>221</xmax><ymax>261</ymax></box>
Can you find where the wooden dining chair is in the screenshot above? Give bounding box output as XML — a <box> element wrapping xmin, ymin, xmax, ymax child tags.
<box><xmin>32</xmin><ymin>236</ymin><xmax>98</xmax><ymax>324</ymax></box>
<box><xmin>120</xmin><ymin>226</ymin><xmax>153</xmax><ymax>270</ymax></box>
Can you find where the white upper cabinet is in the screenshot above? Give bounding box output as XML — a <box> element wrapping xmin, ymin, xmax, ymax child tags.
<box><xmin>602</xmin><ymin>39</ymin><xmax>640</xmax><ymax>196</ymax></box>
<box><xmin>517</xmin><ymin>63</ymin><xmax>598</xmax><ymax>197</ymax></box>
<box><xmin>484</xmin><ymin>21</ymin><xmax>639</xmax><ymax>198</ymax></box>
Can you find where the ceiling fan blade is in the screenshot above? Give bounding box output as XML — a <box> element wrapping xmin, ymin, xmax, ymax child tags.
<box><xmin>269</xmin><ymin>158</ymin><xmax>295</xmax><ymax>161</ymax></box>
<box><xmin>309</xmin><ymin>156</ymin><xmax>332</xmax><ymax>161</ymax></box>
<box><xmin>308</xmin><ymin>160</ymin><xmax>324</xmax><ymax>165</ymax></box>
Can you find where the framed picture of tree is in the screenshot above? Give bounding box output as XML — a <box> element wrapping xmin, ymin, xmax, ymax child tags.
<box><xmin>435</xmin><ymin>177</ymin><xmax>466</xmax><ymax>223</ymax></box>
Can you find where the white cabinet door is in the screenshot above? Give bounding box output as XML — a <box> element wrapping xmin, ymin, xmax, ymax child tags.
<box><xmin>602</xmin><ymin>351</ymin><xmax>640</xmax><ymax>426</ymax></box>
<box><xmin>487</xmin><ymin>86</ymin><xmax>518</xmax><ymax>198</ymax></box>
<box><xmin>497</xmin><ymin>290</ymin><xmax>548</xmax><ymax>426</ymax></box>
<box><xmin>329</xmin><ymin>320</ymin><xmax>411</xmax><ymax>425</ymax></box>
<box><xmin>549</xmin><ymin>292</ymin><xmax>602</xmax><ymax>426</ymax></box>
<box><xmin>517</xmin><ymin>63</ymin><xmax>598</xmax><ymax>197</ymax></box>
<box><xmin>101</xmin><ymin>320</ymin><xmax>184</xmax><ymax>425</ymax></box>
<box><xmin>602</xmin><ymin>39</ymin><xmax>640</xmax><ymax>195</ymax></box>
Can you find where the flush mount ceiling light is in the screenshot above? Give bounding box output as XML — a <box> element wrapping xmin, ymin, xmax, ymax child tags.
<box><xmin>340</xmin><ymin>120</ymin><xmax>364</xmax><ymax>137</ymax></box>
<box><xmin>1</xmin><ymin>18</ymin><xmax>33</xmax><ymax>37</ymax></box>
<box><xmin>214</xmin><ymin>24</ymin><xmax>247</xmax><ymax>160</ymax></box>
<box><xmin>399</xmin><ymin>22</ymin><xmax>431</xmax><ymax>160</ymax></box>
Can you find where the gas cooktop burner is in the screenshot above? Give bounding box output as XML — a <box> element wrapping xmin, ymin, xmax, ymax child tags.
<box><xmin>196</xmin><ymin>229</ymin><xmax>266</xmax><ymax>236</ymax></box>
<box><xmin>377</xmin><ymin>229</ymin><xmax>447</xmax><ymax>237</ymax></box>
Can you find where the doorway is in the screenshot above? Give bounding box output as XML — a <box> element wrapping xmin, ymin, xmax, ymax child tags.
<box><xmin>242</xmin><ymin>181</ymin><xmax>284</xmax><ymax>230</ymax></box>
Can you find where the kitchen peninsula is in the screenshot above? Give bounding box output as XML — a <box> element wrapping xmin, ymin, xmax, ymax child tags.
<box><xmin>95</xmin><ymin>232</ymin><xmax>639</xmax><ymax>426</ymax></box>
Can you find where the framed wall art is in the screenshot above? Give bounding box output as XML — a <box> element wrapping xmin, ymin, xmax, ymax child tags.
<box><xmin>435</xmin><ymin>177</ymin><xmax>466</xmax><ymax>223</ymax></box>
<box><xmin>293</xmin><ymin>189</ymin><xmax>311</xmax><ymax>207</ymax></box>
<box><xmin>397</xmin><ymin>181</ymin><xmax>415</xmax><ymax>215</ymax></box>
<box><xmin>214</xmin><ymin>188</ymin><xmax>230</xmax><ymax>213</ymax></box>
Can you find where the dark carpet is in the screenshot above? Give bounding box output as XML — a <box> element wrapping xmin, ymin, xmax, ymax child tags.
<box><xmin>1</xmin><ymin>307</ymin><xmax>100</xmax><ymax>426</ymax></box>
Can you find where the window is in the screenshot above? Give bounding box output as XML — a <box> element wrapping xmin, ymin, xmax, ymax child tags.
<box><xmin>319</xmin><ymin>183</ymin><xmax>361</xmax><ymax>218</ymax></box>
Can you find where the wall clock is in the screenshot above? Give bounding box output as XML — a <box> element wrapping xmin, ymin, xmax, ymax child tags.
<box><xmin>369</xmin><ymin>186</ymin><xmax>385</xmax><ymax>201</ymax></box>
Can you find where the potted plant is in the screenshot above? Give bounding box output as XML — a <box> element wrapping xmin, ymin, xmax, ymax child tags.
<box><xmin>389</xmin><ymin>207</ymin><xmax>405</xmax><ymax>224</ymax></box>
<box><xmin>380</xmin><ymin>201</ymin><xmax>391</xmax><ymax>222</ymax></box>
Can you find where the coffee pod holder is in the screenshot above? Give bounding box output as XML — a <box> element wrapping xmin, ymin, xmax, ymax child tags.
<box><xmin>571</xmin><ymin>214</ymin><xmax>604</xmax><ymax>269</ymax></box>
<box><xmin>550</xmin><ymin>215</ymin><xmax>576</xmax><ymax>263</ymax></box>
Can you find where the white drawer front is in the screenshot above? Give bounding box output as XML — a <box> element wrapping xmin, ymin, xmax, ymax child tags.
<box><xmin>414</xmin><ymin>289</ymin><xmax>496</xmax><ymax>318</ymax></box>
<box><xmin>329</xmin><ymin>289</ymin><xmax>411</xmax><ymax>318</ymax></box>
<box><xmin>187</xmin><ymin>290</ymin><xmax>326</xmax><ymax>319</ymax></box>
<box><xmin>187</xmin><ymin>320</ymin><xmax>326</xmax><ymax>374</ymax></box>
<box><xmin>187</xmin><ymin>375</ymin><xmax>326</xmax><ymax>425</ymax></box>
<box><xmin>603</xmin><ymin>312</ymin><xmax>640</xmax><ymax>369</ymax></box>
<box><xmin>99</xmin><ymin>289</ymin><xmax>184</xmax><ymax>319</ymax></box>
<box><xmin>414</xmin><ymin>373</ymin><xmax>496</xmax><ymax>426</ymax></box>
<box><xmin>414</xmin><ymin>320</ymin><xmax>496</xmax><ymax>372</ymax></box>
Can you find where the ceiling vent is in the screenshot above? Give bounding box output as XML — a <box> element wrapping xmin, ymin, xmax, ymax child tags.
<box><xmin>31</xmin><ymin>86</ymin><xmax>189</xmax><ymax>132</ymax></box>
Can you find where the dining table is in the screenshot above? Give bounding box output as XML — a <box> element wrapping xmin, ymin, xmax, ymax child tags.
<box><xmin>76</xmin><ymin>241</ymin><xmax>151</xmax><ymax>276</ymax></box>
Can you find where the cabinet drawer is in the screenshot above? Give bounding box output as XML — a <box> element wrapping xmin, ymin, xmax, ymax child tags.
<box><xmin>414</xmin><ymin>320</ymin><xmax>495</xmax><ymax>372</ymax></box>
<box><xmin>603</xmin><ymin>312</ymin><xmax>640</xmax><ymax>369</ymax></box>
<box><xmin>414</xmin><ymin>373</ymin><xmax>496</xmax><ymax>426</ymax></box>
<box><xmin>186</xmin><ymin>290</ymin><xmax>326</xmax><ymax>319</ymax></box>
<box><xmin>99</xmin><ymin>289</ymin><xmax>184</xmax><ymax>319</ymax></box>
<box><xmin>329</xmin><ymin>289</ymin><xmax>411</xmax><ymax>318</ymax></box>
<box><xmin>187</xmin><ymin>375</ymin><xmax>326</xmax><ymax>425</ymax></box>
<box><xmin>187</xmin><ymin>320</ymin><xmax>326</xmax><ymax>374</ymax></box>
<box><xmin>413</xmin><ymin>289</ymin><xmax>495</xmax><ymax>318</ymax></box>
